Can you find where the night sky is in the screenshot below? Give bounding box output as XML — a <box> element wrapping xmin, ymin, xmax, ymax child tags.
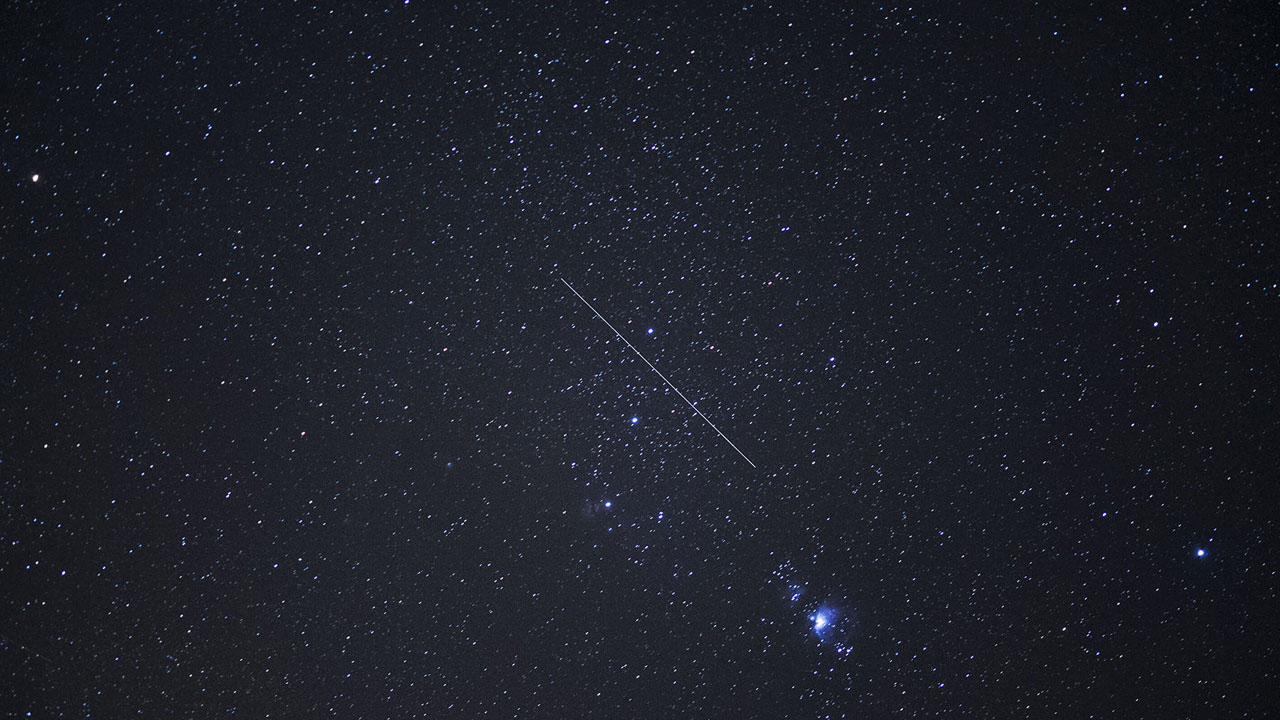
<box><xmin>2</xmin><ymin>3</ymin><xmax>1277</xmax><ymax>717</ymax></box>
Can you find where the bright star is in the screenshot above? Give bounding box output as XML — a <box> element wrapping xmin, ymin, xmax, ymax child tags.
<box><xmin>1196</xmin><ymin>548</ymin><xmax>1206</xmax><ymax>557</ymax></box>
<box><xmin>647</xmin><ymin>328</ymin><xmax>654</xmax><ymax>334</ymax></box>
<box><xmin>604</xmin><ymin>500</ymin><xmax>612</xmax><ymax>509</ymax></box>
<box><xmin>630</xmin><ymin>416</ymin><xmax>639</xmax><ymax>424</ymax></box>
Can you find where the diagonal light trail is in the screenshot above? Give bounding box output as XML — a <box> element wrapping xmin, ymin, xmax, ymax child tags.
<box><xmin>560</xmin><ymin>277</ymin><xmax>756</xmax><ymax>468</ymax></box>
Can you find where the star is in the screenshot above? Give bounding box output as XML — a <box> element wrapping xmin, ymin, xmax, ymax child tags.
<box><xmin>1196</xmin><ymin>548</ymin><xmax>1206</xmax><ymax>557</ymax></box>
<box><xmin>630</xmin><ymin>416</ymin><xmax>639</xmax><ymax>424</ymax></box>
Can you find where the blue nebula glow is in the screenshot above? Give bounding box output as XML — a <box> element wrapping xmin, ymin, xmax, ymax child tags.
<box><xmin>810</xmin><ymin>602</ymin><xmax>856</xmax><ymax>654</ymax></box>
<box><xmin>772</xmin><ymin>562</ymin><xmax>858</xmax><ymax>655</ymax></box>
<box><xmin>813</xmin><ymin>610</ymin><xmax>830</xmax><ymax>631</ymax></box>
<box><xmin>630</xmin><ymin>416</ymin><xmax>639</xmax><ymax>424</ymax></box>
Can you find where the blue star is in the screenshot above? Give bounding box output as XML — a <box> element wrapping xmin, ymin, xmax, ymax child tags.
<box><xmin>630</xmin><ymin>416</ymin><xmax>639</xmax><ymax>424</ymax></box>
<box><xmin>647</xmin><ymin>328</ymin><xmax>654</xmax><ymax>335</ymax></box>
<box><xmin>1196</xmin><ymin>548</ymin><xmax>1206</xmax><ymax>558</ymax></box>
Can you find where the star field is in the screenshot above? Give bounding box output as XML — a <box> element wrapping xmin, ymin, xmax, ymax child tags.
<box><xmin>2</xmin><ymin>3</ymin><xmax>1277</xmax><ymax>718</ymax></box>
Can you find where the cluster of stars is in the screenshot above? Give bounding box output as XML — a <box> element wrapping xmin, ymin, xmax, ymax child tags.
<box><xmin>4</xmin><ymin>1</ymin><xmax>1269</xmax><ymax>716</ymax></box>
<box><xmin>772</xmin><ymin>562</ymin><xmax>857</xmax><ymax>655</ymax></box>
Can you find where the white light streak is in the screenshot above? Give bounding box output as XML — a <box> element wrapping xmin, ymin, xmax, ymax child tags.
<box><xmin>560</xmin><ymin>277</ymin><xmax>756</xmax><ymax>468</ymax></box>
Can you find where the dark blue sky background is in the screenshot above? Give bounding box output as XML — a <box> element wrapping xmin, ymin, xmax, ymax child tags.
<box><xmin>3</xmin><ymin>2</ymin><xmax>1276</xmax><ymax>717</ymax></box>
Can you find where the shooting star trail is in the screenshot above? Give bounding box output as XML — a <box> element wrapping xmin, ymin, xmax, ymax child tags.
<box><xmin>559</xmin><ymin>277</ymin><xmax>757</xmax><ymax>468</ymax></box>
<box><xmin>0</xmin><ymin>633</ymin><xmax>54</xmax><ymax>665</ymax></box>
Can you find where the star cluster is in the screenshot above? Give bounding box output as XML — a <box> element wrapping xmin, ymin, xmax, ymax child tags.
<box><xmin>2</xmin><ymin>3</ymin><xmax>1275</xmax><ymax>718</ymax></box>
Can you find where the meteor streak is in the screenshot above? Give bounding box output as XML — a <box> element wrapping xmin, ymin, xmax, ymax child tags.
<box><xmin>559</xmin><ymin>277</ymin><xmax>756</xmax><ymax>468</ymax></box>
